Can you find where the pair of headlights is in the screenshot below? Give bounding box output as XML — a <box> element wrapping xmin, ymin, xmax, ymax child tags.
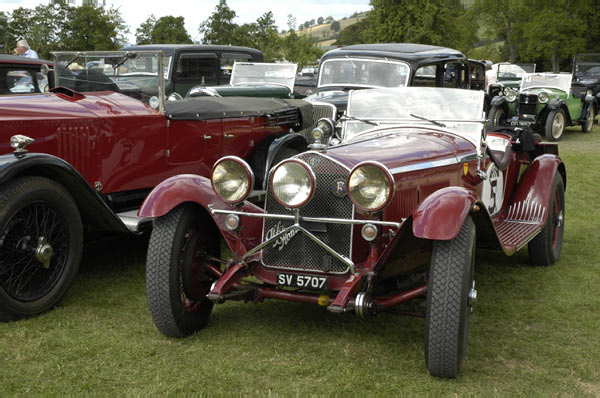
<box><xmin>503</xmin><ymin>88</ymin><xmax>549</xmax><ymax>104</ymax></box>
<box><xmin>211</xmin><ymin>156</ymin><xmax>395</xmax><ymax>212</ymax></box>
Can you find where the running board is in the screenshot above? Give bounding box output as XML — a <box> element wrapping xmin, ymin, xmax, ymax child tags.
<box><xmin>117</xmin><ymin>210</ymin><xmax>152</xmax><ymax>233</ymax></box>
<box><xmin>493</xmin><ymin>200</ymin><xmax>546</xmax><ymax>253</ymax></box>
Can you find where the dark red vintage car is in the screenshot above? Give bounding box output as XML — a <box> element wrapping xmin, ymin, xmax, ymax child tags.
<box><xmin>0</xmin><ymin>50</ymin><xmax>311</xmax><ymax>321</ymax></box>
<box><xmin>140</xmin><ymin>87</ymin><xmax>566</xmax><ymax>378</ymax></box>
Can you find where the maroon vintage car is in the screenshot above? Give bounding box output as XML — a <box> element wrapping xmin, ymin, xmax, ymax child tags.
<box><xmin>139</xmin><ymin>87</ymin><xmax>566</xmax><ymax>378</ymax></box>
<box><xmin>0</xmin><ymin>50</ymin><xmax>311</xmax><ymax>321</ymax></box>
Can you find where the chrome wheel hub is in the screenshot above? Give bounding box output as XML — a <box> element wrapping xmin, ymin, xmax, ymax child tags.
<box><xmin>468</xmin><ymin>280</ymin><xmax>477</xmax><ymax>311</ymax></box>
<box><xmin>35</xmin><ymin>236</ymin><xmax>53</xmax><ymax>269</ymax></box>
<box><xmin>556</xmin><ymin>211</ymin><xmax>564</xmax><ymax>228</ymax></box>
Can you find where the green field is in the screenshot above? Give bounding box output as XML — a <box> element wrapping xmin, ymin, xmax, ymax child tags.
<box><xmin>1</xmin><ymin>126</ymin><xmax>599</xmax><ymax>394</ymax></box>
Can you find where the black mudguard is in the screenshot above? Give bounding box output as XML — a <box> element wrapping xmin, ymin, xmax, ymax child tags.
<box><xmin>0</xmin><ymin>153</ymin><xmax>130</xmax><ymax>235</ymax></box>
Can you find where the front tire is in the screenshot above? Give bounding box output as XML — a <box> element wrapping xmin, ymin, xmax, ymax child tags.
<box><xmin>545</xmin><ymin>108</ymin><xmax>566</xmax><ymax>141</ymax></box>
<box><xmin>425</xmin><ymin>217</ymin><xmax>476</xmax><ymax>378</ymax></box>
<box><xmin>528</xmin><ymin>174</ymin><xmax>565</xmax><ymax>266</ymax></box>
<box><xmin>582</xmin><ymin>105</ymin><xmax>595</xmax><ymax>133</ymax></box>
<box><xmin>146</xmin><ymin>204</ymin><xmax>219</xmax><ymax>337</ymax></box>
<box><xmin>0</xmin><ymin>176</ymin><xmax>83</xmax><ymax>321</ymax></box>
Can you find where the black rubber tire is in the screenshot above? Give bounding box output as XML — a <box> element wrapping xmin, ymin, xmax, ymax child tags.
<box><xmin>146</xmin><ymin>204</ymin><xmax>218</xmax><ymax>337</ymax></box>
<box><xmin>425</xmin><ymin>217</ymin><xmax>476</xmax><ymax>378</ymax></box>
<box><xmin>582</xmin><ymin>105</ymin><xmax>595</xmax><ymax>133</ymax></box>
<box><xmin>545</xmin><ymin>108</ymin><xmax>566</xmax><ymax>141</ymax></box>
<box><xmin>528</xmin><ymin>174</ymin><xmax>565</xmax><ymax>266</ymax></box>
<box><xmin>488</xmin><ymin>105</ymin><xmax>507</xmax><ymax>127</ymax></box>
<box><xmin>0</xmin><ymin>176</ymin><xmax>82</xmax><ymax>321</ymax></box>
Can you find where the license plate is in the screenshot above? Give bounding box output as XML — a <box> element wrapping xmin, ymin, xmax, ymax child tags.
<box><xmin>277</xmin><ymin>273</ymin><xmax>328</xmax><ymax>289</ymax></box>
<box><xmin>510</xmin><ymin>120</ymin><xmax>532</xmax><ymax>127</ymax></box>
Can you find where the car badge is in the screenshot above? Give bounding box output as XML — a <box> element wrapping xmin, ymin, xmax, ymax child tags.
<box><xmin>463</xmin><ymin>163</ymin><xmax>469</xmax><ymax>176</ymax></box>
<box><xmin>307</xmin><ymin>156</ymin><xmax>319</xmax><ymax>168</ymax></box>
<box><xmin>332</xmin><ymin>179</ymin><xmax>347</xmax><ymax>197</ymax></box>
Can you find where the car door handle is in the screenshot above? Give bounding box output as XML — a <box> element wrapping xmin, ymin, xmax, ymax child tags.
<box><xmin>225</xmin><ymin>134</ymin><xmax>235</xmax><ymax>139</ymax></box>
<box><xmin>203</xmin><ymin>135</ymin><xmax>212</xmax><ymax>140</ymax></box>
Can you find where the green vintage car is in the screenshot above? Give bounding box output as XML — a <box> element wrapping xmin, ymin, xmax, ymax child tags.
<box><xmin>489</xmin><ymin>73</ymin><xmax>598</xmax><ymax>141</ymax></box>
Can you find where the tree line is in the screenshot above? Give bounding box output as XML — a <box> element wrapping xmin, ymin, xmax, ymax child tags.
<box><xmin>1</xmin><ymin>0</ymin><xmax>599</xmax><ymax>72</ymax></box>
<box><xmin>335</xmin><ymin>0</ymin><xmax>600</xmax><ymax>72</ymax></box>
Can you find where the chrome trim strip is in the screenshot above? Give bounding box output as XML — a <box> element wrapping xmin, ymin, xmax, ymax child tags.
<box><xmin>388</xmin><ymin>152</ymin><xmax>478</xmax><ymax>175</ymax></box>
<box><xmin>389</xmin><ymin>157</ymin><xmax>457</xmax><ymax>174</ymax></box>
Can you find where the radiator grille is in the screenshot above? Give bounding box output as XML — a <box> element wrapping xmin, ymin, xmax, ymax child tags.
<box><xmin>261</xmin><ymin>152</ymin><xmax>353</xmax><ymax>274</ymax></box>
<box><xmin>299</xmin><ymin>102</ymin><xmax>337</xmax><ymax>144</ymax></box>
<box><xmin>518</xmin><ymin>94</ymin><xmax>538</xmax><ymax>116</ymax></box>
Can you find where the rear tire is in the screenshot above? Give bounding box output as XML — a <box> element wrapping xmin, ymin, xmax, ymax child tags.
<box><xmin>582</xmin><ymin>105</ymin><xmax>595</xmax><ymax>133</ymax></box>
<box><xmin>146</xmin><ymin>204</ymin><xmax>218</xmax><ymax>337</ymax></box>
<box><xmin>0</xmin><ymin>176</ymin><xmax>82</xmax><ymax>321</ymax></box>
<box><xmin>425</xmin><ymin>217</ymin><xmax>476</xmax><ymax>378</ymax></box>
<box><xmin>528</xmin><ymin>174</ymin><xmax>565</xmax><ymax>266</ymax></box>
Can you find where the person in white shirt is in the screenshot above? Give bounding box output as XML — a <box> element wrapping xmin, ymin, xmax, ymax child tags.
<box><xmin>16</xmin><ymin>39</ymin><xmax>39</xmax><ymax>59</ymax></box>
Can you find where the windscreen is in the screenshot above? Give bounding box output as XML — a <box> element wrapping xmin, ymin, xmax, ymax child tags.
<box><xmin>520</xmin><ymin>73</ymin><xmax>572</xmax><ymax>93</ymax></box>
<box><xmin>54</xmin><ymin>51</ymin><xmax>167</xmax><ymax>106</ymax></box>
<box><xmin>230</xmin><ymin>62</ymin><xmax>298</xmax><ymax>91</ymax></box>
<box><xmin>573</xmin><ymin>54</ymin><xmax>600</xmax><ymax>79</ymax></box>
<box><xmin>318</xmin><ymin>58</ymin><xmax>410</xmax><ymax>88</ymax></box>
<box><xmin>344</xmin><ymin>87</ymin><xmax>485</xmax><ymax>143</ymax></box>
<box><xmin>497</xmin><ymin>63</ymin><xmax>535</xmax><ymax>79</ymax></box>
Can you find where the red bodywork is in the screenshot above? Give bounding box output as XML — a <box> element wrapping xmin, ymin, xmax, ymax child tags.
<box><xmin>0</xmin><ymin>91</ymin><xmax>288</xmax><ymax>198</ymax></box>
<box><xmin>140</xmin><ymin>123</ymin><xmax>565</xmax><ymax>313</ymax></box>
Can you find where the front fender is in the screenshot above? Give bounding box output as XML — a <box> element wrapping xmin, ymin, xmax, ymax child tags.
<box><xmin>490</xmin><ymin>95</ymin><xmax>508</xmax><ymax>107</ymax></box>
<box><xmin>548</xmin><ymin>98</ymin><xmax>565</xmax><ymax>110</ymax></box>
<box><xmin>0</xmin><ymin>152</ymin><xmax>129</xmax><ymax>234</ymax></box>
<box><xmin>138</xmin><ymin>174</ymin><xmax>265</xmax><ymax>256</ymax></box>
<box><xmin>509</xmin><ymin>154</ymin><xmax>565</xmax><ymax>226</ymax></box>
<box><xmin>412</xmin><ymin>187</ymin><xmax>478</xmax><ymax>241</ymax></box>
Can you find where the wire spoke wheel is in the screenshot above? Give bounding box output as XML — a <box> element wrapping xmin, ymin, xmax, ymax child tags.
<box><xmin>0</xmin><ymin>176</ymin><xmax>82</xmax><ymax>321</ymax></box>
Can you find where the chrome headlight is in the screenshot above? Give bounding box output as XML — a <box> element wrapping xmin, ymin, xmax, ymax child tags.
<box><xmin>538</xmin><ymin>92</ymin><xmax>549</xmax><ymax>103</ymax></box>
<box><xmin>505</xmin><ymin>89</ymin><xmax>517</xmax><ymax>102</ymax></box>
<box><xmin>312</xmin><ymin>118</ymin><xmax>335</xmax><ymax>142</ymax></box>
<box><xmin>211</xmin><ymin>156</ymin><xmax>254</xmax><ymax>204</ymax></box>
<box><xmin>271</xmin><ymin>159</ymin><xmax>315</xmax><ymax>208</ymax></box>
<box><xmin>167</xmin><ymin>92</ymin><xmax>183</xmax><ymax>101</ymax></box>
<box><xmin>348</xmin><ymin>162</ymin><xmax>394</xmax><ymax>212</ymax></box>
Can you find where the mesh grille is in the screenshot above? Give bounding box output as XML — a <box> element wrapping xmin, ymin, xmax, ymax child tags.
<box><xmin>261</xmin><ymin>152</ymin><xmax>353</xmax><ymax>274</ymax></box>
<box><xmin>519</xmin><ymin>94</ymin><xmax>538</xmax><ymax>116</ymax></box>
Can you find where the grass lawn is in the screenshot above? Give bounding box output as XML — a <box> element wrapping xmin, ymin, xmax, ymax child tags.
<box><xmin>1</xmin><ymin>126</ymin><xmax>599</xmax><ymax>394</ymax></box>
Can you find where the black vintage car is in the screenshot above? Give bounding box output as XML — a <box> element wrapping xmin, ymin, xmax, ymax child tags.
<box><xmin>305</xmin><ymin>43</ymin><xmax>489</xmax><ymax>116</ymax></box>
<box><xmin>0</xmin><ymin>54</ymin><xmax>54</xmax><ymax>95</ymax></box>
<box><xmin>572</xmin><ymin>53</ymin><xmax>600</xmax><ymax>96</ymax></box>
<box><xmin>120</xmin><ymin>44</ymin><xmax>263</xmax><ymax>99</ymax></box>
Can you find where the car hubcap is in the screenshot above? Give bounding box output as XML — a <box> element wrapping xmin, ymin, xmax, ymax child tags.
<box><xmin>35</xmin><ymin>236</ymin><xmax>54</xmax><ymax>269</ymax></box>
<box><xmin>587</xmin><ymin>109</ymin><xmax>594</xmax><ymax>130</ymax></box>
<box><xmin>468</xmin><ymin>280</ymin><xmax>477</xmax><ymax>311</ymax></box>
<box><xmin>552</xmin><ymin>113</ymin><xmax>565</xmax><ymax>139</ymax></box>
